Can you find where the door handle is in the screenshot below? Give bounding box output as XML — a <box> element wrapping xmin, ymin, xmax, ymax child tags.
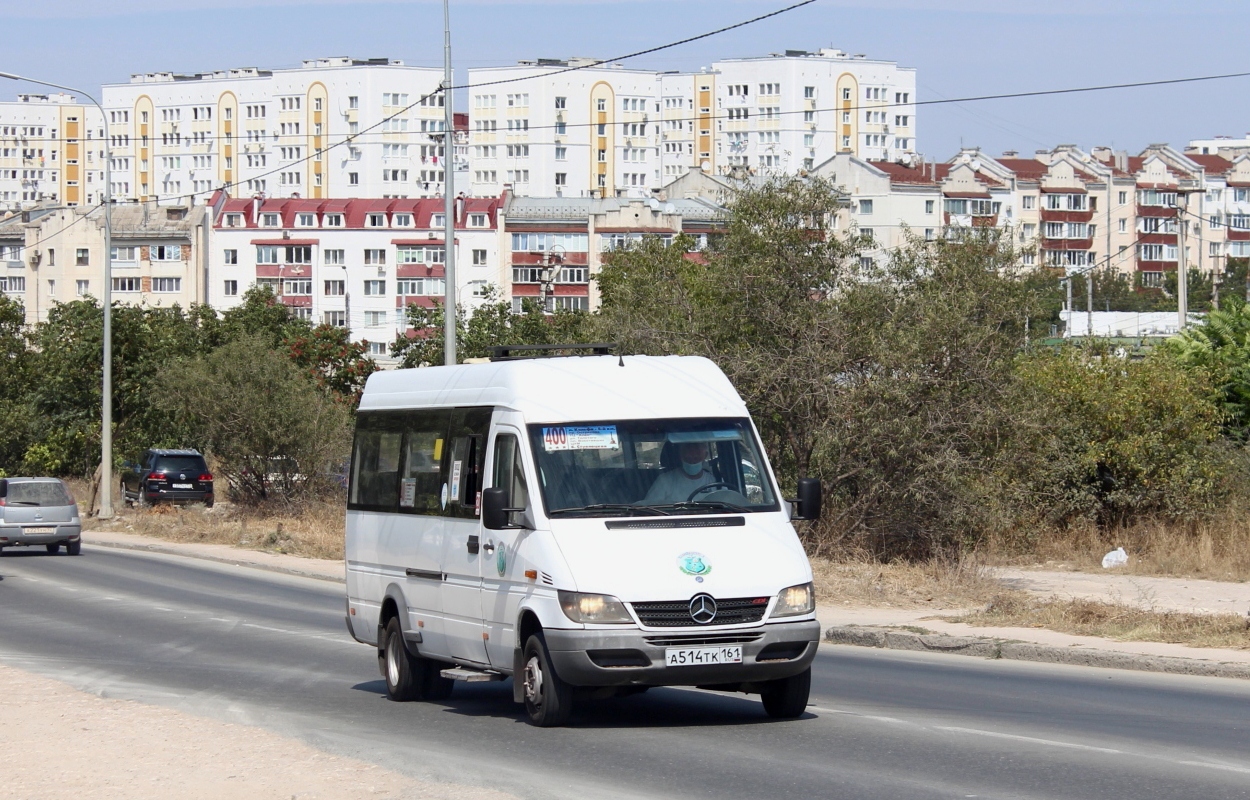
<box><xmin>482</xmin><ymin>540</ymin><xmax>496</xmax><ymax>555</ymax></box>
<box><xmin>467</xmin><ymin>534</ymin><xmax>480</xmax><ymax>555</ymax></box>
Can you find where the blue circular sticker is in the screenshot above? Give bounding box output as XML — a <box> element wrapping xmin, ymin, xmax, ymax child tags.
<box><xmin>678</xmin><ymin>552</ymin><xmax>711</xmax><ymax>576</ymax></box>
<box><xmin>496</xmin><ymin>546</ymin><xmax>507</xmax><ymax>577</ymax></box>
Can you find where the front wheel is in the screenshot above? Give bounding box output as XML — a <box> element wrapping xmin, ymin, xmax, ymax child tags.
<box><xmin>521</xmin><ymin>633</ymin><xmax>574</xmax><ymax>727</ymax></box>
<box><xmin>383</xmin><ymin>617</ymin><xmax>429</xmax><ymax>702</ymax></box>
<box><xmin>761</xmin><ymin>667</ymin><xmax>811</xmax><ymax>719</ymax></box>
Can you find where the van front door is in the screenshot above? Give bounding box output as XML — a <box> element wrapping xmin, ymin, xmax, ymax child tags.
<box><xmin>439</xmin><ymin>408</ymin><xmax>491</xmax><ymax>666</ymax></box>
<box><xmin>480</xmin><ymin>428</ymin><xmax>534</xmax><ymax>669</ymax></box>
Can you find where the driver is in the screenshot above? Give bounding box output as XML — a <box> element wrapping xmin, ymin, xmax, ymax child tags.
<box><xmin>641</xmin><ymin>441</ymin><xmax>716</xmax><ymax>505</ymax></box>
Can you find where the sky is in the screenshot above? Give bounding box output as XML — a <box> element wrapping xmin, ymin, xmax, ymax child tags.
<box><xmin>2</xmin><ymin>0</ymin><xmax>1248</xmax><ymax>159</ymax></box>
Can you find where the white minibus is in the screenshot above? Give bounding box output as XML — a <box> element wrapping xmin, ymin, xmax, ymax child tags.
<box><xmin>344</xmin><ymin>347</ymin><xmax>822</xmax><ymax>726</ymax></box>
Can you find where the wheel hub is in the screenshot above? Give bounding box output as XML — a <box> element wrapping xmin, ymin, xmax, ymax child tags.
<box><xmin>386</xmin><ymin>636</ymin><xmax>401</xmax><ymax>687</ymax></box>
<box><xmin>523</xmin><ymin>655</ymin><xmax>543</xmax><ymax>705</ymax></box>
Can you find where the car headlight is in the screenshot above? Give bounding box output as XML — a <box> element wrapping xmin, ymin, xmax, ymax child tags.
<box><xmin>772</xmin><ymin>582</ymin><xmax>815</xmax><ymax>617</ymax></box>
<box><xmin>558</xmin><ymin>591</ymin><xmax>634</xmax><ymax>624</ymax></box>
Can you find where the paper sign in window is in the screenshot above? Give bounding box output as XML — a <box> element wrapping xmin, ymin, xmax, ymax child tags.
<box><xmin>542</xmin><ymin>426</ymin><xmax>620</xmax><ymax>452</ymax></box>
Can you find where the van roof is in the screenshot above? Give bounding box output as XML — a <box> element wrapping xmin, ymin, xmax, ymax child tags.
<box><xmin>359</xmin><ymin>355</ymin><xmax>748</xmax><ymax>422</ymax></box>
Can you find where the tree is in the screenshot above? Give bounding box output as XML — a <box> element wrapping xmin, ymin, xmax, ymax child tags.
<box><xmin>155</xmin><ymin>335</ymin><xmax>352</xmax><ymax>503</ymax></box>
<box><xmin>1163</xmin><ymin>294</ymin><xmax>1250</xmax><ymax>439</ymax></box>
<box><xmin>0</xmin><ymin>295</ymin><xmax>34</xmax><ymax>472</ymax></box>
<box><xmin>286</xmin><ymin>324</ymin><xmax>378</xmax><ymax>404</ymax></box>
<box><xmin>392</xmin><ymin>287</ymin><xmax>590</xmax><ymax>368</ymax></box>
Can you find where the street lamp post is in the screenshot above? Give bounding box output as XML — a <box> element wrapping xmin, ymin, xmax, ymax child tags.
<box><xmin>1</xmin><ymin>72</ymin><xmax>114</xmax><ymax>518</ymax></box>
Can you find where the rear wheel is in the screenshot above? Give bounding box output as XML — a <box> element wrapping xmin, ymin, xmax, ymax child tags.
<box><xmin>760</xmin><ymin>667</ymin><xmax>811</xmax><ymax>719</ymax></box>
<box><xmin>45</xmin><ymin>543</ymin><xmax>60</xmax><ymax>554</ymax></box>
<box><xmin>204</xmin><ymin>496</ymin><xmax>215</xmax><ymax>509</ymax></box>
<box><xmin>121</xmin><ymin>483</ymin><xmax>132</xmax><ymax>508</ymax></box>
<box><xmin>65</xmin><ymin>540</ymin><xmax>82</xmax><ymax>556</ymax></box>
<box><xmin>521</xmin><ymin>633</ymin><xmax>574</xmax><ymax>727</ymax></box>
<box><xmin>383</xmin><ymin>617</ymin><xmax>428</xmax><ymax>702</ymax></box>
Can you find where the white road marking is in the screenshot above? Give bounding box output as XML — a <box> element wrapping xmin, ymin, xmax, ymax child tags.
<box><xmin>936</xmin><ymin>726</ymin><xmax>1123</xmax><ymax>754</ymax></box>
<box><xmin>1178</xmin><ymin>761</ymin><xmax>1250</xmax><ymax>775</ymax></box>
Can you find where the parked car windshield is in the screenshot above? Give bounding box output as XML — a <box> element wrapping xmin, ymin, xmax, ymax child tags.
<box><xmin>527</xmin><ymin>418</ymin><xmax>779</xmax><ymax>517</ymax></box>
<box><xmin>152</xmin><ymin>456</ymin><xmax>207</xmax><ymax>474</ymax></box>
<box><xmin>6</xmin><ymin>480</ymin><xmax>73</xmax><ymax>507</ymax></box>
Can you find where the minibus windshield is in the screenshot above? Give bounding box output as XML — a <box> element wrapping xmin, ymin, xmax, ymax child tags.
<box><xmin>527</xmin><ymin>418</ymin><xmax>779</xmax><ymax>517</ymax></box>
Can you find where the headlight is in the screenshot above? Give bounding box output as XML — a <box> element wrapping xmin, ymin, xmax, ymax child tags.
<box><xmin>772</xmin><ymin>582</ymin><xmax>815</xmax><ymax>617</ymax></box>
<box><xmin>558</xmin><ymin>591</ymin><xmax>634</xmax><ymax>624</ymax></box>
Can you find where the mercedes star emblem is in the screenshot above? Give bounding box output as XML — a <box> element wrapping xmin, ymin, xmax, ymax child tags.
<box><xmin>689</xmin><ymin>593</ymin><xmax>718</xmax><ymax>625</ymax></box>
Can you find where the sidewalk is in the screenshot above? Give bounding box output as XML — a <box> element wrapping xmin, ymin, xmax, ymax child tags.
<box><xmin>84</xmin><ymin>529</ymin><xmax>345</xmax><ymax>582</ymax></box>
<box><xmin>818</xmin><ymin>568</ymin><xmax>1250</xmax><ymax>679</ymax></box>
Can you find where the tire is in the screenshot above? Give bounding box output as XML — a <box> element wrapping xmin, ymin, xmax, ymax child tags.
<box><xmin>122</xmin><ymin>483</ymin><xmax>132</xmax><ymax>508</ymax></box>
<box><xmin>45</xmin><ymin>543</ymin><xmax>60</xmax><ymax>554</ymax></box>
<box><xmin>760</xmin><ymin>667</ymin><xmax>811</xmax><ymax>719</ymax></box>
<box><xmin>65</xmin><ymin>540</ymin><xmax>82</xmax><ymax>556</ymax></box>
<box><xmin>204</xmin><ymin>496</ymin><xmax>215</xmax><ymax>509</ymax></box>
<box><xmin>521</xmin><ymin>633</ymin><xmax>574</xmax><ymax>727</ymax></box>
<box><xmin>382</xmin><ymin>617</ymin><xmax>428</xmax><ymax>702</ymax></box>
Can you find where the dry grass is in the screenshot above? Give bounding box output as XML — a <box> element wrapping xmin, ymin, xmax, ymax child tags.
<box><xmin>984</xmin><ymin>512</ymin><xmax>1250</xmax><ymax>583</ymax></box>
<box><xmin>955</xmin><ymin>593</ymin><xmax>1250</xmax><ymax>650</ymax></box>
<box><xmin>810</xmin><ymin>554</ymin><xmax>1004</xmax><ymax>609</ymax></box>
<box><xmin>66</xmin><ymin>477</ymin><xmax>346</xmax><ymax>561</ymax></box>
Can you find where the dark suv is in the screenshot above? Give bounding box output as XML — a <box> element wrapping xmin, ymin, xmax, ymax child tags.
<box><xmin>121</xmin><ymin>449</ymin><xmax>215</xmax><ymax>508</ymax></box>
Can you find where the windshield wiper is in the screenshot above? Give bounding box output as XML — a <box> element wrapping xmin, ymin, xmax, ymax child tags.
<box><xmin>651</xmin><ymin>500</ymin><xmax>750</xmax><ymax>514</ymax></box>
<box><xmin>548</xmin><ymin>503</ymin><xmax>672</xmax><ymax>517</ymax></box>
<box><xmin>6</xmin><ymin>501</ymin><xmax>38</xmax><ymax>506</ymax></box>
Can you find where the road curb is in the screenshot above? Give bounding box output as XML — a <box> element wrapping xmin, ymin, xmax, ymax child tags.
<box><xmin>824</xmin><ymin>625</ymin><xmax>1250</xmax><ymax>681</ymax></box>
<box><xmin>84</xmin><ymin>536</ymin><xmax>346</xmax><ymax>585</ymax></box>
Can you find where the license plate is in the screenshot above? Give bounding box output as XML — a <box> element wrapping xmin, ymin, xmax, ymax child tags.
<box><xmin>23</xmin><ymin>527</ymin><xmax>55</xmax><ymax>534</ymax></box>
<box><xmin>172</xmin><ymin>483</ymin><xmax>193</xmax><ymax>489</ymax></box>
<box><xmin>664</xmin><ymin>646</ymin><xmax>743</xmax><ymax>667</ymax></box>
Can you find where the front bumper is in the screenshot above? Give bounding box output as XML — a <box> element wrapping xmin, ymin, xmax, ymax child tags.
<box><xmin>543</xmin><ymin>618</ymin><xmax>821</xmax><ymax>688</ymax></box>
<box><xmin>0</xmin><ymin>525</ymin><xmax>82</xmax><ymax>547</ymax></box>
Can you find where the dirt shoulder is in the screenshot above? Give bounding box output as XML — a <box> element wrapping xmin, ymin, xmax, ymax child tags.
<box><xmin>0</xmin><ymin>662</ymin><xmax>515</xmax><ymax>800</ymax></box>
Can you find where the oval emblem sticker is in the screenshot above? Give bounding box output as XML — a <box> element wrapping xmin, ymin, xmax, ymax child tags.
<box><xmin>496</xmin><ymin>546</ymin><xmax>507</xmax><ymax>577</ymax></box>
<box><xmin>678</xmin><ymin>552</ymin><xmax>711</xmax><ymax>577</ymax></box>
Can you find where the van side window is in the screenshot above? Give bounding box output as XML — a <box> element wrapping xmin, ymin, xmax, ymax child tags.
<box><xmin>492</xmin><ymin>434</ymin><xmax>529</xmax><ymax>513</ymax></box>
<box><xmin>350</xmin><ymin>421</ymin><xmax>403</xmax><ymax>510</ymax></box>
<box><xmin>446</xmin><ymin>408</ymin><xmax>491</xmax><ymax>519</ymax></box>
<box><xmin>398</xmin><ymin>409</ymin><xmax>451</xmax><ymax>514</ymax></box>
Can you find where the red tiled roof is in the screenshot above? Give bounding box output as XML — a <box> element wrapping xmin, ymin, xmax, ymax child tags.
<box><xmin>1186</xmin><ymin>154</ymin><xmax>1234</xmax><ymax>175</ymax></box>
<box><xmin>996</xmin><ymin>158</ymin><xmax>1048</xmax><ymax>181</ymax></box>
<box><xmin>871</xmin><ymin>161</ymin><xmax>949</xmax><ymax>186</ymax></box>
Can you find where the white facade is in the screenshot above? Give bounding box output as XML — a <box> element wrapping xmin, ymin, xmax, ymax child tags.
<box><xmin>101</xmin><ymin>58</ymin><xmax>445</xmax><ymax>207</ymax></box>
<box><xmin>210</xmin><ymin>195</ymin><xmax>504</xmax><ymax>362</ymax></box>
<box><xmin>0</xmin><ymin>94</ymin><xmax>105</xmax><ymax>212</ymax></box>
<box><xmin>465</xmin><ymin>59</ymin><xmax>664</xmax><ymax>200</ymax></box>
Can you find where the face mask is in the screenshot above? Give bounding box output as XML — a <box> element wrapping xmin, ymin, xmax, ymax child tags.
<box><xmin>682</xmin><ymin>460</ymin><xmax>703</xmax><ymax>477</ymax></box>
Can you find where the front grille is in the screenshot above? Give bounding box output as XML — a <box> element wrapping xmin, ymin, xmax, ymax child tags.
<box><xmin>644</xmin><ymin>633</ymin><xmax>764</xmax><ymax>647</ymax></box>
<box><xmin>631</xmin><ymin>596</ymin><xmax>770</xmax><ymax>628</ymax></box>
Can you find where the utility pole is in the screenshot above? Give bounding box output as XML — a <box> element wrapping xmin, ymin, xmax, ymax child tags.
<box><xmin>441</xmin><ymin>0</ymin><xmax>457</xmax><ymax>366</ymax></box>
<box><xmin>1064</xmin><ymin>276</ymin><xmax>1073</xmax><ymax>336</ymax></box>
<box><xmin>2</xmin><ymin>72</ymin><xmax>113</xmax><ymax>517</ymax></box>
<box><xmin>1177</xmin><ymin>193</ymin><xmax>1189</xmax><ymax>331</ymax></box>
<box><xmin>1086</xmin><ymin>267</ymin><xmax>1094</xmax><ymax>338</ymax></box>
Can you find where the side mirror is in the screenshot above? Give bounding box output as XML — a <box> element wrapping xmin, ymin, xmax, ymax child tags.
<box><xmin>483</xmin><ymin>487</ymin><xmax>527</xmax><ymax>530</ymax></box>
<box><xmin>791</xmin><ymin>478</ymin><xmax>822</xmax><ymax>521</ymax></box>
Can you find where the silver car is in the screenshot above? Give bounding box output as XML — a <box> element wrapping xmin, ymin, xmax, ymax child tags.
<box><xmin>0</xmin><ymin>478</ymin><xmax>83</xmax><ymax>555</ymax></box>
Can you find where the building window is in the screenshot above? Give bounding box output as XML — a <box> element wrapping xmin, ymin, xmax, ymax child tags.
<box><xmin>262</xmin><ymin>213</ymin><xmax>281</xmax><ymax>227</ymax></box>
<box><xmin>325</xmin><ymin>214</ymin><xmax>344</xmax><ymax>227</ymax></box>
<box><xmin>925</xmin><ymin>200</ymin><xmax>935</xmax><ymax>214</ymax></box>
<box><xmin>1118</xmin><ymin>191</ymin><xmax>1128</xmax><ymax>205</ymax></box>
<box><xmin>152</xmin><ymin>277</ymin><xmax>181</xmax><ymax>293</ymax></box>
<box><xmin>348</xmin><ymin>173</ymin><xmax>359</xmax><ymax>186</ymax></box>
<box><xmin>555</xmin><ymin>173</ymin><xmax>567</xmax><ymax>187</ymax></box>
<box><xmin>324</xmin><ymin>280</ymin><xmax>345</xmax><ymax>296</ymax></box>
<box><xmin>364</xmin><ymin>249</ymin><xmax>386</xmax><ymax>266</ymax></box>
<box><xmin>112</xmin><ymin>277</ymin><xmax>140</xmax><ymax>293</ymax></box>
<box><xmin>858</xmin><ymin>199</ymin><xmax>873</xmax><ymax>215</ymax></box>
<box><xmin>282</xmin><ymin>278</ymin><xmax>312</xmax><ymax>296</ymax></box>
<box><xmin>152</xmin><ymin>245</ymin><xmax>182</xmax><ymax>262</ymax></box>
<box><xmin>223</xmin><ymin>280</ymin><xmax>238</xmax><ymax>296</ymax></box>
<box><xmin>397</xmin><ymin>278</ymin><xmax>445</xmax><ymax>296</ymax></box>
<box><xmin>324</xmin><ymin>310</ymin><xmax>346</xmax><ymax>327</ymax></box>
<box><xmin>469</xmin><ymin>213</ymin><xmax>487</xmax><ymax>227</ymax></box>
<box><xmin>367</xmin><ymin>213</ymin><xmax>386</xmax><ymax>227</ymax></box>
<box><xmin>76</xmin><ymin>279</ymin><xmax>90</xmax><ymax>296</ymax></box>
<box><xmin>76</xmin><ymin>248</ymin><xmax>89</xmax><ymax>266</ymax></box>
<box><xmin>472</xmin><ymin>249</ymin><xmax>487</xmax><ymax>265</ymax></box>
<box><xmin>256</xmin><ymin>246</ymin><xmax>280</xmax><ymax>264</ymax></box>
<box><xmin>364</xmin><ymin>279</ymin><xmax>386</xmax><ymax>296</ymax></box>
<box><xmin>324</xmin><ymin>249</ymin><xmax>344</xmax><ymax>265</ymax></box>
<box><xmin>223</xmin><ymin>249</ymin><xmax>238</xmax><ymax>265</ymax></box>
<box><xmin>365</xmin><ymin>310</ymin><xmax>387</xmax><ymax>327</ymax></box>
<box><xmin>1141</xmin><ymin>271</ymin><xmax>1164</xmax><ymax>288</ymax></box>
<box><xmin>1021</xmin><ymin>195</ymin><xmax>1035</xmax><ymax>210</ymax></box>
<box><xmin>368</xmin><ymin>341</ymin><xmax>387</xmax><ymax>356</ymax></box>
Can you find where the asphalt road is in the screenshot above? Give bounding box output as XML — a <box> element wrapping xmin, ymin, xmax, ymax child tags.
<box><xmin>2</xmin><ymin>545</ymin><xmax>1249</xmax><ymax>800</ymax></box>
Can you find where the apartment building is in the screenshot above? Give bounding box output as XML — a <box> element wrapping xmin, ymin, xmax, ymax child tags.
<box><xmin>498</xmin><ymin>191</ymin><xmax>726</xmax><ymax>311</ymax></box>
<box><xmin>209</xmin><ymin>194</ymin><xmax>503</xmax><ymax>360</ymax></box>
<box><xmin>671</xmin><ymin>49</ymin><xmax>917</xmax><ymax>180</ymax></box>
<box><xmin>465</xmin><ymin>58</ymin><xmax>665</xmax><ymax>200</ymax></box>
<box><xmin>0</xmin><ymin>201</ymin><xmax>210</xmax><ymax>325</ymax></box>
<box><xmin>468</xmin><ymin>49</ymin><xmax>917</xmax><ymax>199</ymax></box>
<box><xmin>0</xmin><ymin>93</ymin><xmax>106</xmax><ymax>213</ymax></box>
<box><xmin>101</xmin><ymin>57</ymin><xmax>445</xmax><ymax>206</ymax></box>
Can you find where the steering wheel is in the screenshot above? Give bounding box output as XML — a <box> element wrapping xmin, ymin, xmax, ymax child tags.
<box><xmin>687</xmin><ymin>482</ymin><xmax>734</xmax><ymax>502</ymax></box>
